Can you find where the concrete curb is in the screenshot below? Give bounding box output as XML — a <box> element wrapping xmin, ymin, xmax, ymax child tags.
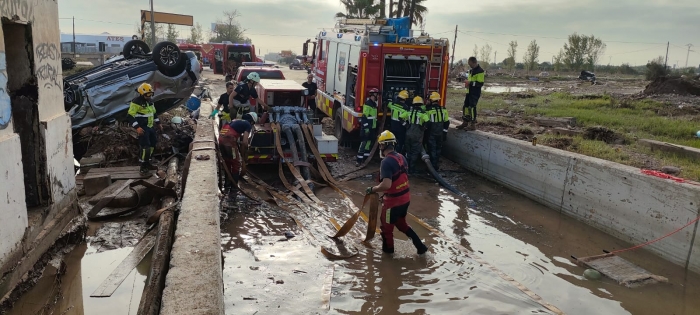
<box><xmin>161</xmin><ymin>102</ymin><xmax>224</xmax><ymax>315</ymax></box>
<box><xmin>443</xmin><ymin>121</ymin><xmax>700</xmax><ymax>273</ymax></box>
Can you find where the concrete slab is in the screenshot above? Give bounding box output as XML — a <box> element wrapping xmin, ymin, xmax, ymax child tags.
<box><xmin>161</xmin><ymin>102</ymin><xmax>224</xmax><ymax>315</ymax></box>
<box><xmin>443</xmin><ymin>123</ymin><xmax>700</xmax><ymax>273</ymax></box>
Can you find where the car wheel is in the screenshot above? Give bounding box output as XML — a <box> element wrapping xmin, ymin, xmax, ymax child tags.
<box><xmin>161</xmin><ymin>52</ymin><xmax>188</xmax><ymax>77</ymax></box>
<box><xmin>123</xmin><ymin>40</ymin><xmax>150</xmax><ymax>59</ymax></box>
<box><xmin>153</xmin><ymin>41</ymin><xmax>182</xmax><ymax>70</ymax></box>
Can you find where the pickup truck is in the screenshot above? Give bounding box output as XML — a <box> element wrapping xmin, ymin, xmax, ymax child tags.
<box><xmin>229</xmin><ymin>64</ymin><xmax>285</xmax><ymax>84</ymax></box>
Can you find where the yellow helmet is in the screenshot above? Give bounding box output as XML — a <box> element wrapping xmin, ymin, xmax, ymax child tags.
<box><xmin>137</xmin><ymin>83</ymin><xmax>154</xmax><ymax>96</ymax></box>
<box><xmin>429</xmin><ymin>92</ymin><xmax>441</xmax><ymax>102</ymax></box>
<box><xmin>377</xmin><ymin>130</ymin><xmax>397</xmax><ymax>145</ymax></box>
<box><xmin>412</xmin><ymin>96</ymin><xmax>424</xmax><ymax>105</ymax></box>
<box><xmin>398</xmin><ymin>90</ymin><xmax>409</xmax><ymax>100</ymax></box>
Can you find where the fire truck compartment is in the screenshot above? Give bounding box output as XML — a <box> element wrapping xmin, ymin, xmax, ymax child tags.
<box><xmin>383</xmin><ymin>59</ymin><xmax>427</xmax><ymax>98</ymax></box>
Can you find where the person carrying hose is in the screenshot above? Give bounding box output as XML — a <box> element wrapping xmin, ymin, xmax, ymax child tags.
<box><xmin>357</xmin><ymin>88</ymin><xmax>379</xmax><ymax>166</ymax></box>
<box><xmin>424</xmin><ymin>92</ymin><xmax>449</xmax><ymax>171</ymax></box>
<box><xmin>219</xmin><ymin>112</ymin><xmax>258</xmax><ymax>185</ymax></box>
<box><xmin>128</xmin><ymin>83</ymin><xmax>162</xmax><ymax>175</ymax></box>
<box><xmin>400</xmin><ymin>96</ymin><xmax>428</xmax><ymax>175</ymax></box>
<box><xmin>366</xmin><ymin>131</ymin><xmax>428</xmax><ymax>255</ymax></box>
<box><xmin>387</xmin><ymin>90</ymin><xmax>409</xmax><ymax>155</ymax></box>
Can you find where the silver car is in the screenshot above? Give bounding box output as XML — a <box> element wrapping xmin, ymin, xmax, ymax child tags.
<box><xmin>64</xmin><ymin>40</ymin><xmax>201</xmax><ymax>129</ymax></box>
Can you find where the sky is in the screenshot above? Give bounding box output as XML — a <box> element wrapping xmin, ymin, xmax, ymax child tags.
<box><xmin>58</xmin><ymin>0</ymin><xmax>700</xmax><ymax>68</ymax></box>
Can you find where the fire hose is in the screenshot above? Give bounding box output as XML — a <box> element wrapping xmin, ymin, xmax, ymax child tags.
<box><xmin>420</xmin><ymin>150</ymin><xmax>472</xmax><ymax>201</ymax></box>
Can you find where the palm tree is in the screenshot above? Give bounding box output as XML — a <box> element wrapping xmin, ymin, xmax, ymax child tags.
<box><xmin>336</xmin><ymin>0</ymin><xmax>381</xmax><ymax>19</ymax></box>
<box><xmin>392</xmin><ymin>0</ymin><xmax>428</xmax><ymax>26</ymax></box>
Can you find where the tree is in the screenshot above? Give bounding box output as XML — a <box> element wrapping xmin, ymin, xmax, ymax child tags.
<box><xmin>380</xmin><ymin>0</ymin><xmax>386</xmax><ymax>17</ymax></box>
<box><xmin>392</xmin><ymin>0</ymin><xmax>428</xmax><ymax>26</ymax></box>
<box><xmin>553</xmin><ymin>49</ymin><xmax>564</xmax><ymax>72</ymax></box>
<box><xmin>479</xmin><ymin>44</ymin><xmax>492</xmax><ymax>68</ymax></box>
<box><xmin>562</xmin><ymin>33</ymin><xmax>606</xmax><ymax>71</ymax></box>
<box><xmin>188</xmin><ymin>22</ymin><xmax>203</xmax><ymax>44</ymax></box>
<box><xmin>523</xmin><ymin>40</ymin><xmax>540</xmax><ymax>73</ymax></box>
<box><xmin>646</xmin><ymin>56</ymin><xmax>667</xmax><ymax>80</ymax></box>
<box><xmin>472</xmin><ymin>45</ymin><xmax>479</xmax><ymax>59</ymax></box>
<box><xmin>136</xmin><ymin>22</ymin><xmax>164</xmax><ymax>48</ymax></box>
<box><xmin>336</xmin><ymin>0</ymin><xmax>381</xmax><ymax>19</ymax></box>
<box><xmin>166</xmin><ymin>24</ymin><xmax>179</xmax><ymax>43</ymax></box>
<box><xmin>507</xmin><ymin>40</ymin><xmax>518</xmax><ymax>72</ymax></box>
<box><xmin>211</xmin><ymin>10</ymin><xmax>250</xmax><ymax>43</ymax></box>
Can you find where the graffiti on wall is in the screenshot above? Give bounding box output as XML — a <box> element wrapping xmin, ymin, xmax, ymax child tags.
<box><xmin>0</xmin><ymin>0</ymin><xmax>35</xmax><ymax>22</ymax></box>
<box><xmin>35</xmin><ymin>43</ymin><xmax>61</xmax><ymax>90</ymax></box>
<box><xmin>0</xmin><ymin>52</ymin><xmax>11</xmax><ymax>130</ymax></box>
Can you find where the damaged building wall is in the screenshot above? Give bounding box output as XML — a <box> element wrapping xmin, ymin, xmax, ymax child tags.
<box><xmin>0</xmin><ymin>0</ymin><xmax>77</xmax><ymax>273</ymax></box>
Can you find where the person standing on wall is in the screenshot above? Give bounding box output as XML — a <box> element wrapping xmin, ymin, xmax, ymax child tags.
<box><xmin>424</xmin><ymin>92</ymin><xmax>449</xmax><ymax>170</ymax></box>
<box><xmin>357</xmin><ymin>88</ymin><xmax>379</xmax><ymax>166</ymax></box>
<box><xmin>302</xmin><ymin>74</ymin><xmax>318</xmax><ymax>112</ymax></box>
<box><xmin>387</xmin><ymin>90</ymin><xmax>410</xmax><ymax>155</ymax></box>
<box><xmin>457</xmin><ymin>57</ymin><xmax>484</xmax><ymax>131</ymax></box>
<box><xmin>219</xmin><ymin>112</ymin><xmax>258</xmax><ymax>185</ymax></box>
<box><xmin>211</xmin><ymin>82</ymin><xmax>235</xmax><ymax>129</ymax></box>
<box><xmin>400</xmin><ymin>96</ymin><xmax>428</xmax><ymax>175</ymax></box>
<box><xmin>128</xmin><ymin>83</ymin><xmax>162</xmax><ymax>175</ymax></box>
<box><xmin>366</xmin><ymin>130</ymin><xmax>428</xmax><ymax>255</ymax></box>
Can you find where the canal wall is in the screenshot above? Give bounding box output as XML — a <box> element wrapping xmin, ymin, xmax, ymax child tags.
<box><xmin>443</xmin><ymin>120</ymin><xmax>700</xmax><ymax>273</ymax></box>
<box><xmin>160</xmin><ymin>100</ymin><xmax>224</xmax><ymax>314</ymax></box>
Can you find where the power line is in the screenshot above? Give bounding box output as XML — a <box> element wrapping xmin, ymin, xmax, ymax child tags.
<box><xmin>59</xmin><ymin>17</ymin><xmax>134</xmax><ymax>26</ymax></box>
<box><xmin>456</xmin><ymin>29</ymin><xmax>666</xmax><ymax>45</ymax></box>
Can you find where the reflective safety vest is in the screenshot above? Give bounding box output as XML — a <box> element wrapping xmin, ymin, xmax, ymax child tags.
<box><xmin>127</xmin><ymin>95</ymin><xmax>158</xmax><ymax>128</ymax></box>
<box><xmin>362</xmin><ymin>99</ymin><xmax>378</xmax><ymax>129</ymax></box>
<box><xmin>219</xmin><ymin>123</ymin><xmax>242</xmax><ymax>147</ymax></box>
<box><xmin>466</xmin><ymin>64</ymin><xmax>485</xmax><ymax>95</ymax></box>
<box><xmin>400</xmin><ymin>107</ymin><xmax>427</xmax><ymax>126</ymax></box>
<box><xmin>387</xmin><ymin>101</ymin><xmax>407</xmax><ymax>121</ymax></box>
<box><xmin>383</xmin><ymin>152</ymin><xmax>410</xmax><ymax>208</ymax></box>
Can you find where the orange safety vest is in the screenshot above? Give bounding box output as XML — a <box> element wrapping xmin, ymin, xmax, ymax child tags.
<box><xmin>382</xmin><ymin>152</ymin><xmax>410</xmax><ymax>208</ymax></box>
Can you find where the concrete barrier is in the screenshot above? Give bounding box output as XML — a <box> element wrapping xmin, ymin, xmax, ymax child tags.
<box><xmin>161</xmin><ymin>102</ymin><xmax>224</xmax><ymax>314</ymax></box>
<box><xmin>443</xmin><ymin>120</ymin><xmax>700</xmax><ymax>273</ymax></box>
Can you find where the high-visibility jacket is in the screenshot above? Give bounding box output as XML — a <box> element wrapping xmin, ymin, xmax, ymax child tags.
<box><xmin>387</xmin><ymin>101</ymin><xmax>408</xmax><ymax>122</ymax></box>
<box><xmin>361</xmin><ymin>98</ymin><xmax>378</xmax><ymax>129</ymax></box>
<box><xmin>424</xmin><ymin>105</ymin><xmax>448</xmax><ymax>123</ymax></box>
<box><xmin>466</xmin><ymin>64</ymin><xmax>485</xmax><ymax>95</ymax></box>
<box><xmin>382</xmin><ymin>152</ymin><xmax>410</xmax><ymax>208</ymax></box>
<box><xmin>400</xmin><ymin>107</ymin><xmax>427</xmax><ymax>126</ymax></box>
<box><xmin>127</xmin><ymin>95</ymin><xmax>159</xmax><ymax>129</ymax></box>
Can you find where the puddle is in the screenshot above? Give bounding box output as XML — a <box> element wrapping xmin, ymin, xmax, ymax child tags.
<box><xmin>483</xmin><ymin>86</ymin><xmax>544</xmax><ymax>93</ymax></box>
<box><xmin>222</xmin><ymin>161</ymin><xmax>700</xmax><ymax>315</ymax></box>
<box><xmin>7</xmin><ymin>225</ymin><xmax>150</xmax><ymax>315</ymax></box>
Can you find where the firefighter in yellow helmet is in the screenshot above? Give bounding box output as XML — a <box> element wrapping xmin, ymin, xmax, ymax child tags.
<box><xmin>128</xmin><ymin>83</ymin><xmax>162</xmax><ymax>175</ymax></box>
<box><xmin>424</xmin><ymin>92</ymin><xmax>449</xmax><ymax>170</ymax></box>
<box><xmin>399</xmin><ymin>96</ymin><xmax>428</xmax><ymax>174</ymax></box>
<box><xmin>366</xmin><ymin>130</ymin><xmax>428</xmax><ymax>255</ymax></box>
<box><xmin>387</xmin><ymin>90</ymin><xmax>410</xmax><ymax>154</ymax></box>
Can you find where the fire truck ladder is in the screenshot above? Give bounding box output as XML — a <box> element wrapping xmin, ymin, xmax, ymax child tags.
<box><xmin>427</xmin><ymin>39</ymin><xmax>449</xmax><ymax>95</ymax></box>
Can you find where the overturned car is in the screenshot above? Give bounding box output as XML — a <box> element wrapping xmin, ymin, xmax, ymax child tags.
<box><xmin>64</xmin><ymin>40</ymin><xmax>201</xmax><ymax>129</ymax></box>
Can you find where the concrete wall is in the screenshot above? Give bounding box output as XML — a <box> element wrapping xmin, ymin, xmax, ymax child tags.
<box><xmin>443</xmin><ymin>122</ymin><xmax>700</xmax><ymax>273</ymax></box>
<box><xmin>0</xmin><ymin>0</ymin><xmax>77</xmax><ymax>270</ymax></box>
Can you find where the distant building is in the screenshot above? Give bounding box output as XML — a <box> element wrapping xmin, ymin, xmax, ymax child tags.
<box><xmin>264</xmin><ymin>52</ymin><xmax>282</xmax><ymax>62</ymax></box>
<box><xmin>60</xmin><ymin>32</ymin><xmax>138</xmax><ymax>54</ymax></box>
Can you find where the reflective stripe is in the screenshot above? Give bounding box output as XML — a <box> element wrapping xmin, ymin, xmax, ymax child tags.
<box><xmin>132</xmin><ymin>122</ymin><xmax>139</xmax><ymax>127</ymax></box>
<box><xmin>367</xmin><ymin>117</ymin><xmax>376</xmax><ymax>120</ymax></box>
<box><xmin>135</xmin><ymin>113</ymin><xmax>153</xmax><ymax>117</ymax></box>
<box><xmin>443</xmin><ymin>129</ymin><xmax>448</xmax><ymax>132</ymax></box>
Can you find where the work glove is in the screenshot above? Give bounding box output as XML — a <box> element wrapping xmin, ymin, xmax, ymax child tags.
<box><xmin>365</xmin><ymin>186</ymin><xmax>373</xmax><ymax>195</ymax></box>
<box><xmin>136</xmin><ymin>127</ymin><xmax>144</xmax><ymax>136</ymax></box>
<box><xmin>210</xmin><ymin>109</ymin><xmax>219</xmax><ymax>118</ymax></box>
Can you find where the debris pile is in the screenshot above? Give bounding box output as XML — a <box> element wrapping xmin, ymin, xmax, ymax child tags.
<box><xmin>643</xmin><ymin>76</ymin><xmax>700</xmax><ymax>96</ymax></box>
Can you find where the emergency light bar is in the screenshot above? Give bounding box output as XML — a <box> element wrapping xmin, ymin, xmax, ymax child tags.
<box><xmin>242</xmin><ymin>62</ymin><xmax>274</xmax><ymax>67</ymax></box>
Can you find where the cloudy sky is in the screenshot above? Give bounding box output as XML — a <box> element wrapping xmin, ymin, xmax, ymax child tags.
<box><xmin>58</xmin><ymin>0</ymin><xmax>699</xmax><ymax>67</ymax></box>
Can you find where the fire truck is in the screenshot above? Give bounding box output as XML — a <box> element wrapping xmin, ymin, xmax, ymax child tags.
<box><xmin>208</xmin><ymin>42</ymin><xmax>259</xmax><ymax>78</ymax></box>
<box><xmin>308</xmin><ymin>17</ymin><xmax>450</xmax><ymax>141</ymax></box>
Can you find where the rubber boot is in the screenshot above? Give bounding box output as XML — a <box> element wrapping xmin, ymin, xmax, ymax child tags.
<box><xmin>381</xmin><ymin>234</ymin><xmax>394</xmax><ymax>254</ymax></box>
<box><xmin>405</xmin><ymin>228</ymin><xmax>428</xmax><ymax>255</ymax></box>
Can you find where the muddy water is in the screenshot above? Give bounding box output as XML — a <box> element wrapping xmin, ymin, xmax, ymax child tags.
<box><xmin>7</xmin><ymin>223</ymin><xmax>150</xmax><ymax>315</ymax></box>
<box><xmin>223</xmin><ymin>160</ymin><xmax>700</xmax><ymax>315</ymax></box>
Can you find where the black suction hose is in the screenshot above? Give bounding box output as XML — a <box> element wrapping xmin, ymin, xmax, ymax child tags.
<box><xmin>420</xmin><ymin>150</ymin><xmax>473</xmax><ymax>203</ymax></box>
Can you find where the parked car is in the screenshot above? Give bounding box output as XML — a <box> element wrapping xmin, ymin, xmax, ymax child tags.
<box><xmin>579</xmin><ymin>70</ymin><xmax>596</xmax><ymax>82</ymax></box>
<box><xmin>64</xmin><ymin>40</ymin><xmax>200</xmax><ymax>130</ymax></box>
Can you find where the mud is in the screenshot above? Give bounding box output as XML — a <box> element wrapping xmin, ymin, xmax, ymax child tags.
<box><xmin>644</xmin><ymin>76</ymin><xmax>700</xmax><ymax>96</ymax></box>
<box><xmin>88</xmin><ymin>221</ymin><xmax>149</xmax><ymax>253</ymax></box>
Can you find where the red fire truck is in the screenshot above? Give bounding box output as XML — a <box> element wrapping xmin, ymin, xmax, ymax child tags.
<box><xmin>308</xmin><ymin>17</ymin><xmax>450</xmax><ymax>141</ymax></box>
<box><xmin>208</xmin><ymin>42</ymin><xmax>259</xmax><ymax>78</ymax></box>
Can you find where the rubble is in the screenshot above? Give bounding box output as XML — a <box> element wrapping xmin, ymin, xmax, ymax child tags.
<box><xmin>644</xmin><ymin>76</ymin><xmax>700</xmax><ymax>96</ymax></box>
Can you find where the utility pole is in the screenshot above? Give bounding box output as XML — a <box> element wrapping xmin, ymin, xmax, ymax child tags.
<box><xmin>450</xmin><ymin>25</ymin><xmax>457</xmax><ymax>70</ymax></box>
<box><xmin>685</xmin><ymin>44</ymin><xmax>694</xmax><ymax>68</ymax></box>
<box><xmin>389</xmin><ymin>0</ymin><xmax>394</xmax><ymax>18</ymax></box>
<box><xmin>72</xmin><ymin>16</ymin><xmax>76</xmax><ymax>56</ymax></box>
<box><xmin>664</xmin><ymin>41</ymin><xmax>669</xmax><ymax>70</ymax></box>
<box><xmin>150</xmin><ymin>0</ymin><xmax>156</xmax><ymax>45</ymax></box>
<box><xmin>494</xmin><ymin>51</ymin><xmax>497</xmax><ymax>66</ymax></box>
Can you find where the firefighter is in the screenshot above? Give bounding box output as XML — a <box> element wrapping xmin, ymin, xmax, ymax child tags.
<box><xmin>357</xmin><ymin>88</ymin><xmax>379</xmax><ymax>166</ymax></box>
<box><xmin>211</xmin><ymin>81</ymin><xmax>235</xmax><ymax>129</ymax></box>
<box><xmin>366</xmin><ymin>130</ymin><xmax>428</xmax><ymax>255</ymax></box>
<box><xmin>219</xmin><ymin>112</ymin><xmax>258</xmax><ymax>184</ymax></box>
<box><xmin>457</xmin><ymin>57</ymin><xmax>485</xmax><ymax>130</ymax></box>
<box><xmin>302</xmin><ymin>74</ymin><xmax>318</xmax><ymax>111</ymax></box>
<box><xmin>128</xmin><ymin>83</ymin><xmax>161</xmax><ymax>175</ymax></box>
<box><xmin>228</xmin><ymin>72</ymin><xmax>269</xmax><ymax>119</ymax></box>
<box><xmin>424</xmin><ymin>92</ymin><xmax>449</xmax><ymax>170</ymax></box>
<box><xmin>387</xmin><ymin>90</ymin><xmax>409</xmax><ymax>154</ymax></box>
<box><xmin>400</xmin><ymin>96</ymin><xmax>428</xmax><ymax>175</ymax></box>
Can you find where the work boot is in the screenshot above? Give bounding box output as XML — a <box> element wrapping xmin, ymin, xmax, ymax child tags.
<box><xmin>381</xmin><ymin>234</ymin><xmax>394</xmax><ymax>254</ymax></box>
<box><xmin>139</xmin><ymin>166</ymin><xmax>151</xmax><ymax>176</ymax></box>
<box><xmin>456</xmin><ymin>121</ymin><xmax>469</xmax><ymax>129</ymax></box>
<box><xmin>467</xmin><ymin>121</ymin><xmax>477</xmax><ymax>131</ymax></box>
<box><xmin>405</xmin><ymin>228</ymin><xmax>428</xmax><ymax>255</ymax></box>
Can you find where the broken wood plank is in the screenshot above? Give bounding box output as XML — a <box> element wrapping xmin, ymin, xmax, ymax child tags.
<box><xmin>87</xmin><ymin>166</ymin><xmax>141</xmax><ymax>173</ymax></box>
<box><xmin>90</xmin><ymin>229</ymin><xmax>157</xmax><ymax>297</ymax></box>
<box><xmin>87</xmin><ymin>166</ymin><xmax>151</xmax><ymax>180</ymax></box>
<box><xmin>84</xmin><ymin>174</ymin><xmax>112</xmax><ymax>196</ymax></box>
<box><xmin>321</xmin><ymin>264</ymin><xmax>335</xmax><ymax>310</ymax></box>
<box><xmin>638</xmin><ymin>139</ymin><xmax>700</xmax><ymax>160</ymax></box>
<box><xmin>87</xmin><ymin>179</ymin><xmax>133</xmax><ymax>219</ymax></box>
<box><xmin>535</xmin><ymin>117</ymin><xmax>576</xmax><ymax>128</ymax></box>
<box><xmin>165</xmin><ymin>158</ymin><xmax>178</xmax><ymax>189</ymax></box>
<box><xmin>549</xmin><ymin>127</ymin><xmax>583</xmax><ymax>137</ymax></box>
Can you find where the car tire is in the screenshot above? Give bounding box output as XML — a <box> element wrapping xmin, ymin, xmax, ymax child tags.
<box><xmin>123</xmin><ymin>40</ymin><xmax>150</xmax><ymax>59</ymax></box>
<box><xmin>160</xmin><ymin>52</ymin><xmax>188</xmax><ymax>77</ymax></box>
<box><xmin>153</xmin><ymin>41</ymin><xmax>182</xmax><ymax>71</ymax></box>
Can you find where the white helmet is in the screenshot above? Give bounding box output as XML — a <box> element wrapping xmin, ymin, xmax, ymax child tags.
<box><xmin>247</xmin><ymin>72</ymin><xmax>261</xmax><ymax>83</ymax></box>
<box><xmin>243</xmin><ymin>112</ymin><xmax>258</xmax><ymax>124</ymax></box>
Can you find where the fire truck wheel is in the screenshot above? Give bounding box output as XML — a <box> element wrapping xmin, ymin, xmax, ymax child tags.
<box><xmin>334</xmin><ymin>109</ymin><xmax>348</xmax><ymax>143</ymax></box>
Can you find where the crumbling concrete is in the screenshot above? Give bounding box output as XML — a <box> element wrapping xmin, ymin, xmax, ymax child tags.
<box><xmin>444</xmin><ymin>118</ymin><xmax>700</xmax><ymax>273</ymax></box>
<box><xmin>161</xmin><ymin>101</ymin><xmax>224</xmax><ymax>314</ymax></box>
